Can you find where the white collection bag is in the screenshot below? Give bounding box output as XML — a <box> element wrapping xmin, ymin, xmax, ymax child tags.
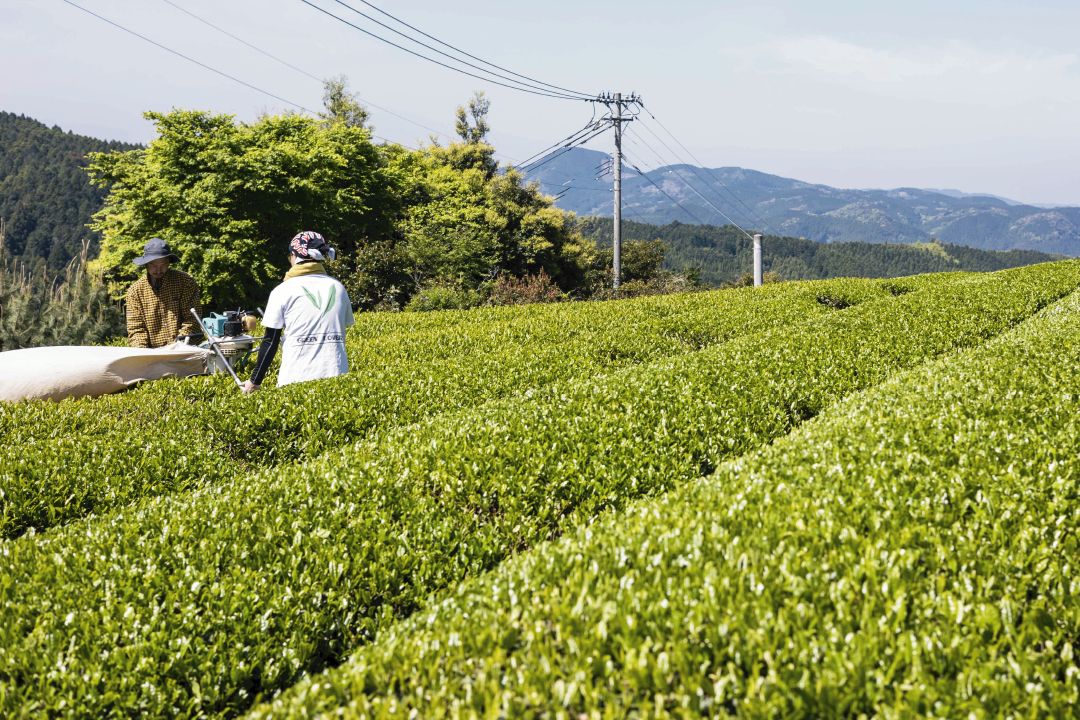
<box><xmin>0</xmin><ymin>343</ymin><xmax>210</xmax><ymax>403</ymax></box>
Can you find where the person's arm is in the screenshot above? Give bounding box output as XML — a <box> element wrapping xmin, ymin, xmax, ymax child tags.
<box><xmin>176</xmin><ymin>275</ymin><xmax>203</xmax><ymax>340</ymax></box>
<box><xmin>126</xmin><ymin>286</ymin><xmax>150</xmax><ymax>348</ymax></box>
<box><xmin>342</xmin><ymin>286</ymin><xmax>355</xmax><ymax>328</ymax></box>
<box><xmin>241</xmin><ymin>327</ymin><xmax>282</xmax><ymax>393</ymax></box>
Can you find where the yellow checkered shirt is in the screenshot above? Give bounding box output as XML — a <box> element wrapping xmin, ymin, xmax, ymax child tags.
<box><xmin>126</xmin><ymin>269</ymin><xmax>203</xmax><ymax>348</ymax></box>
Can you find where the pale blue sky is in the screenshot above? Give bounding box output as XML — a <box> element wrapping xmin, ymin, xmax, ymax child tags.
<box><xmin>2</xmin><ymin>0</ymin><xmax>1078</xmax><ymax>204</ymax></box>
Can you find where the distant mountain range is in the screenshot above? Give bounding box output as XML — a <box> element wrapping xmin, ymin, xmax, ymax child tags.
<box><xmin>523</xmin><ymin>148</ymin><xmax>1080</xmax><ymax>256</ymax></box>
<box><xmin>922</xmin><ymin>188</ymin><xmax>1075</xmax><ymax>210</ymax></box>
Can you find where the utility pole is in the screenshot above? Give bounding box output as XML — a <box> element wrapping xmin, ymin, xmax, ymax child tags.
<box><xmin>613</xmin><ymin>94</ymin><xmax>622</xmax><ymax>290</ymax></box>
<box><xmin>592</xmin><ymin>92</ymin><xmax>641</xmax><ymax>291</ymax></box>
<box><xmin>753</xmin><ymin>233</ymin><xmax>763</xmax><ymax>287</ymax></box>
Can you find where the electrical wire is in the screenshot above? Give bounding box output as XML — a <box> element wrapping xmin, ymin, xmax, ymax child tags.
<box><xmin>520</xmin><ymin>125</ymin><xmax>610</xmax><ymax>174</ymax></box>
<box><xmin>632</xmin><ymin>119</ymin><xmax>760</xmax><ymax>232</ymax></box>
<box><xmin>61</xmin><ymin>0</ymin><xmax>430</xmax><ymax>148</ymax></box>
<box><xmin>326</xmin><ymin>0</ymin><xmax>592</xmax><ymax>100</ymax></box>
<box><xmin>623</xmin><ymin>125</ymin><xmax>755</xmax><ymax>230</ymax></box>
<box><xmin>638</xmin><ymin>104</ymin><xmax>780</xmax><ymax>236</ymax></box>
<box><xmin>620</xmin><ymin>149</ymin><xmax>711</xmax><ymax>227</ymax></box>
<box><xmin>516</xmin><ymin>128</ymin><xmax>597</xmax><ymax>170</ymax></box>
<box><xmin>298</xmin><ymin>0</ymin><xmax>588</xmax><ymax>101</ymax></box>
<box><xmin>623</xmin><ymin>126</ymin><xmax>754</xmax><ymax>236</ymax></box>
<box><xmin>160</xmin><ymin>0</ymin><xmax>321</xmax><ymax>81</ymax></box>
<box><xmin>346</xmin><ymin>0</ymin><xmax>593</xmax><ymax>99</ymax></box>
<box><xmin>158</xmin><ymin>0</ymin><xmax>454</xmax><ymax>146</ymax></box>
<box><xmin>624</xmin><ymin>203</ymin><xmax>649</xmax><ymax>223</ymax></box>
<box><xmin>66</xmin><ymin>0</ymin><xmax>599</xmax><ymax>183</ymax></box>
<box><xmin>60</xmin><ymin>0</ymin><xmax>315</xmax><ymax>113</ymax></box>
<box><xmin>516</xmin><ymin>120</ymin><xmax>608</xmax><ymax>172</ymax></box>
<box><xmin>537</xmin><ymin>181</ymin><xmax>607</xmax><ymax>192</ymax></box>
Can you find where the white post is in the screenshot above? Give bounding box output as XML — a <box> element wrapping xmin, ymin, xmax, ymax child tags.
<box><xmin>613</xmin><ymin>93</ymin><xmax>622</xmax><ymax>291</ymax></box>
<box><xmin>753</xmin><ymin>233</ymin><xmax>763</xmax><ymax>287</ymax></box>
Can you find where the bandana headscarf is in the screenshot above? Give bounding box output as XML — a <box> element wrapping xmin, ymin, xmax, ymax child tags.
<box><xmin>289</xmin><ymin>231</ymin><xmax>334</xmax><ymax>262</ymax></box>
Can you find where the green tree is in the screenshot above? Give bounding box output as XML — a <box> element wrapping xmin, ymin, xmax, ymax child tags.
<box><xmin>87</xmin><ymin>109</ymin><xmax>399</xmax><ymax>309</ymax></box>
<box><xmin>388</xmin><ymin>146</ymin><xmax>596</xmax><ymax>295</ymax></box>
<box><xmin>319</xmin><ymin>74</ymin><xmax>370</xmax><ymax>129</ymax></box>
<box><xmin>85</xmin><ymin>97</ymin><xmax>599</xmax><ymax>313</ymax></box>
<box><xmin>454</xmin><ymin>91</ymin><xmax>490</xmax><ymax>144</ymax></box>
<box><xmin>369</xmin><ymin>94</ymin><xmax>596</xmax><ymax>298</ymax></box>
<box><xmin>619</xmin><ymin>238</ymin><xmax>666</xmax><ymax>282</ymax></box>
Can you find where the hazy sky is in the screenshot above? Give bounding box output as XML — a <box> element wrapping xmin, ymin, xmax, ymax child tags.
<box><xmin>3</xmin><ymin>0</ymin><xmax>1078</xmax><ymax>204</ymax></box>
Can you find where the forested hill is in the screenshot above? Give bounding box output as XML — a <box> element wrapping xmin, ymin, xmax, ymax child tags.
<box><xmin>529</xmin><ymin>147</ymin><xmax>1080</xmax><ymax>255</ymax></box>
<box><xmin>578</xmin><ymin>217</ymin><xmax>1065</xmax><ymax>286</ymax></box>
<box><xmin>0</xmin><ymin>112</ymin><xmax>140</xmax><ymax>269</ymax></box>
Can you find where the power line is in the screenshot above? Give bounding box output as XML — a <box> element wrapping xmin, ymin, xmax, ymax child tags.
<box><xmin>63</xmin><ymin>0</ymin><xmax>594</xmax><ymax>177</ymax></box>
<box><xmin>160</xmin><ymin>0</ymin><xmax>321</xmax><ymax>81</ymax></box>
<box><xmin>60</xmin><ymin>0</ymin><xmax>315</xmax><ymax>114</ymax></box>
<box><xmin>620</xmin><ymin>149</ymin><xmax>712</xmax><ymax>227</ymax></box>
<box><xmin>160</xmin><ymin>0</ymin><xmax>461</xmax><ymax>145</ymax></box>
<box><xmin>633</xmin><ymin>117</ymin><xmax>762</xmax><ymax>233</ymax></box>
<box><xmin>623</xmin><ymin>125</ymin><xmax>755</xmax><ymax>235</ymax></box>
<box><xmin>61</xmin><ymin>0</ymin><xmax>427</xmax><ymax>148</ymax></box>
<box><xmin>346</xmin><ymin>0</ymin><xmax>593</xmax><ymax>99</ymax></box>
<box><xmin>545</xmin><ymin>184</ymin><xmax>644</xmax><ymax>225</ymax></box>
<box><xmin>298</xmin><ymin>0</ymin><xmax>588</xmax><ymax>101</ymax></box>
<box><xmin>326</xmin><ymin>0</ymin><xmax>592</xmax><ymax>100</ymax></box>
<box><xmin>638</xmin><ymin>104</ymin><xmax>780</xmax><ymax>236</ymax></box>
<box><xmin>537</xmin><ymin>181</ymin><xmax>607</xmax><ymax>192</ymax></box>
<box><xmin>623</xmin><ymin>125</ymin><xmax>756</xmax><ymax>230</ymax></box>
<box><xmin>521</xmin><ymin>134</ymin><xmax>605</xmax><ymax>175</ymax></box>
<box><xmin>622</xmin><ymin>200</ymin><xmax>648</xmax><ymax>224</ymax></box>
<box><xmin>516</xmin><ymin>120</ymin><xmax>608</xmax><ymax>172</ymax></box>
<box><xmin>520</xmin><ymin>125</ymin><xmax>610</xmax><ymax>174</ymax></box>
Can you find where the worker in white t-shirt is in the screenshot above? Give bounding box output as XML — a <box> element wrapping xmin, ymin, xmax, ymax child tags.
<box><xmin>241</xmin><ymin>231</ymin><xmax>354</xmax><ymax>393</ymax></box>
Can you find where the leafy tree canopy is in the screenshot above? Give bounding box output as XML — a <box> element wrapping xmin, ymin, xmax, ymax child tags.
<box><xmin>87</xmin><ymin>91</ymin><xmax>597</xmax><ymax>311</ymax></box>
<box><xmin>454</xmin><ymin>91</ymin><xmax>490</xmax><ymax>145</ymax></box>
<box><xmin>378</xmin><ymin>138</ymin><xmax>595</xmax><ymax>297</ymax></box>
<box><xmin>319</xmin><ymin>74</ymin><xmax>369</xmax><ymax>129</ymax></box>
<box><xmin>88</xmin><ymin>109</ymin><xmax>399</xmax><ymax>309</ymax></box>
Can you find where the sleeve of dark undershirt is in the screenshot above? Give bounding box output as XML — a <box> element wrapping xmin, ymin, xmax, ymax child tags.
<box><xmin>250</xmin><ymin>327</ymin><xmax>282</xmax><ymax>386</ymax></box>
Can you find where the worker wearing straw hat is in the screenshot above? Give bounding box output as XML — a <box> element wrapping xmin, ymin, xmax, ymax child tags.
<box><xmin>126</xmin><ymin>238</ymin><xmax>203</xmax><ymax>349</ymax></box>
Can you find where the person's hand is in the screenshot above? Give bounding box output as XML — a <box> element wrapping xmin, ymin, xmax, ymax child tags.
<box><xmin>240</xmin><ymin>380</ymin><xmax>260</xmax><ymax>394</ymax></box>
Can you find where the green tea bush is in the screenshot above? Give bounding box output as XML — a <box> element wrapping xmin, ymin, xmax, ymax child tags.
<box><xmin>0</xmin><ymin>276</ymin><xmax>896</xmax><ymax>537</ymax></box>
<box><xmin>1</xmin><ymin>264</ymin><xmax>1073</xmax><ymax>718</ymax></box>
<box><xmin>257</xmin><ymin>285</ymin><xmax>1080</xmax><ymax>718</ymax></box>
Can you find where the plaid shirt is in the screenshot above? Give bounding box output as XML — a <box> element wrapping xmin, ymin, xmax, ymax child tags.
<box><xmin>126</xmin><ymin>269</ymin><xmax>203</xmax><ymax>348</ymax></box>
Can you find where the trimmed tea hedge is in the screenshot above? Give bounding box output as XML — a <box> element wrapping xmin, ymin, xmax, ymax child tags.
<box><xmin>1</xmin><ymin>263</ymin><xmax>1074</xmax><ymax>717</ymax></box>
<box><xmin>255</xmin><ymin>285</ymin><xmax>1080</xmax><ymax>718</ymax></box>
<box><xmin>0</xmin><ymin>276</ymin><xmax>899</xmax><ymax>538</ymax></box>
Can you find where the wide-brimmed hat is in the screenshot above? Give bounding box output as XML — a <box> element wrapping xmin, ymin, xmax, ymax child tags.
<box><xmin>133</xmin><ymin>238</ymin><xmax>180</xmax><ymax>266</ymax></box>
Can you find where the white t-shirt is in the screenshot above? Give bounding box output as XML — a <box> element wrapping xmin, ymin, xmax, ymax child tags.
<box><xmin>262</xmin><ymin>272</ymin><xmax>354</xmax><ymax>386</ymax></box>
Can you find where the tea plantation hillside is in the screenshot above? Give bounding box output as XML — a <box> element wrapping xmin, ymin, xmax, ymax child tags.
<box><xmin>2</xmin><ymin>262</ymin><xmax>1079</xmax><ymax>718</ymax></box>
<box><xmin>258</xmin><ymin>269</ymin><xmax>1080</xmax><ymax>718</ymax></box>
